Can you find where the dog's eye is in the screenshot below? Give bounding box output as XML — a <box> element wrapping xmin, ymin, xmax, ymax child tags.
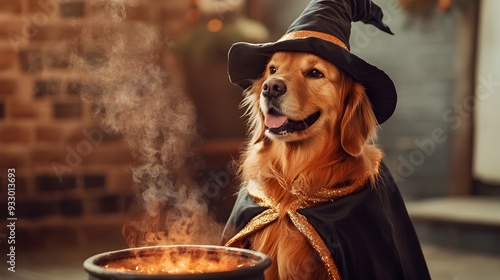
<box><xmin>269</xmin><ymin>66</ymin><xmax>276</xmax><ymax>74</ymax></box>
<box><xmin>307</xmin><ymin>68</ymin><xmax>324</xmax><ymax>78</ymax></box>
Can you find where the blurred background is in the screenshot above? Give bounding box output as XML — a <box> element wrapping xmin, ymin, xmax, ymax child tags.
<box><xmin>0</xmin><ymin>0</ymin><xmax>499</xmax><ymax>279</ymax></box>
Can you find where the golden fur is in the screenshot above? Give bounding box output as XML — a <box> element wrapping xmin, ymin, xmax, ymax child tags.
<box><xmin>238</xmin><ymin>52</ymin><xmax>383</xmax><ymax>279</ymax></box>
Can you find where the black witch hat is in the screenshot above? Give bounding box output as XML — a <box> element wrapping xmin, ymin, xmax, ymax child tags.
<box><xmin>227</xmin><ymin>0</ymin><xmax>397</xmax><ymax>124</ymax></box>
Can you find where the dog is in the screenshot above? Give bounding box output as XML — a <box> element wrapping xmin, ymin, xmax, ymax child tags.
<box><xmin>223</xmin><ymin>1</ymin><xmax>431</xmax><ymax>279</ymax></box>
<box><xmin>237</xmin><ymin>51</ymin><xmax>381</xmax><ymax>279</ymax></box>
<box><xmin>223</xmin><ymin>50</ymin><xmax>430</xmax><ymax>280</ymax></box>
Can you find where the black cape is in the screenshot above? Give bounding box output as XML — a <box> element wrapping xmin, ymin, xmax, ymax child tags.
<box><xmin>222</xmin><ymin>163</ymin><xmax>431</xmax><ymax>280</ymax></box>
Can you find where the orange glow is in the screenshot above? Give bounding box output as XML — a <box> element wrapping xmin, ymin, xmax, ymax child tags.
<box><xmin>438</xmin><ymin>0</ymin><xmax>452</xmax><ymax>10</ymax></box>
<box><xmin>207</xmin><ymin>18</ymin><xmax>223</xmax><ymax>33</ymax></box>
<box><xmin>103</xmin><ymin>250</ymin><xmax>255</xmax><ymax>274</ymax></box>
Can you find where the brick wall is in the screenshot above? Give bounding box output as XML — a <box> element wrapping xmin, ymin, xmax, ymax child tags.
<box><xmin>0</xmin><ymin>0</ymin><xmax>207</xmax><ymax>249</ymax></box>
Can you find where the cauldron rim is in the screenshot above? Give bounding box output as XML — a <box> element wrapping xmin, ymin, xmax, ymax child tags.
<box><xmin>83</xmin><ymin>245</ymin><xmax>271</xmax><ymax>280</ymax></box>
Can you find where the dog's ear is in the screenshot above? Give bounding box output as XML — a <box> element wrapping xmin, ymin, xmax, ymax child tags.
<box><xmin>340</xmin><ymin>83</ymin><xmax>378</xmax><ymax>157</ymax></box>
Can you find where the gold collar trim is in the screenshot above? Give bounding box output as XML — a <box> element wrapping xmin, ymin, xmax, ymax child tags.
<box><xmin>225</xmin><ymin>174</ymin><xmax>372</xmax><ymax>280</ymax></box>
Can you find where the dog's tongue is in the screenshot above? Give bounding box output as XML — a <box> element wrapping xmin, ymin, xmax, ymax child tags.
<box><xmin>265</xmin><ymin>114</ymin><xmax>288</xmax><ymax>128</ymax></box>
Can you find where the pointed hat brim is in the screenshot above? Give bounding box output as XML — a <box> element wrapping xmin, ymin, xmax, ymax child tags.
<box><xmin>227</xmin><ymin>34</ymin><xmax>397</xmax><ymax>124</ymax></box>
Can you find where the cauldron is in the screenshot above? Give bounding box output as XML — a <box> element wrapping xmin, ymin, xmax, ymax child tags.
<box><xmin>83</xmin><ymin>245</ymin><xmax>271</xmax><ymax>280</ymax></box>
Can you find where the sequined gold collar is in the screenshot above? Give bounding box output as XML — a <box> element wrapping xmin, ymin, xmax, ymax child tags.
<box><xmin>225</xmin><ymin>169</ymin><xmax>377</xmax><ymax>280</ymax></box>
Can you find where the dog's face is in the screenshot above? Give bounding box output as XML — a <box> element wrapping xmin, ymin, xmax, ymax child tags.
<box><xmin>244</xmin><ymin>51</ymin><xmax>377</xmax><ymax>156</ymax></box>
<box><xmin>258</xmin><ymin>52</ymin><xmax>342</xmax><ymax>142</ymax></box>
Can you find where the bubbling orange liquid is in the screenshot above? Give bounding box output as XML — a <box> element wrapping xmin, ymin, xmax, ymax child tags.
<box><xmin>103</xmin><ymin>254</ymin><xmax>255</xmax><ymax>274</ymax></box>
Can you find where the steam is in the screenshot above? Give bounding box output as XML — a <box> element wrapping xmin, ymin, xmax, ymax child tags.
<box><xmin>72</xmin><ymin>0</ymin><xmax>222</xmax><ymax>246</ymax></box>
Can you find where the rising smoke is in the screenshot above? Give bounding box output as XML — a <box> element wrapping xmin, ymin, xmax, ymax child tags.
<box><xmin>71</xmin><ymin>0</ymin><xmax>222</xmax><ymax>246</ymax></box>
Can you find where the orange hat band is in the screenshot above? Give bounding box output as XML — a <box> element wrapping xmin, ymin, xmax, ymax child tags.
<box><xmin>279</xmin><ymin>30</ymin><xmax>349</xmax><ymax>51</ymax></box>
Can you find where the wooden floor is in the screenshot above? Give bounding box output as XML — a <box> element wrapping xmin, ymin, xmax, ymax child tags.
<box><xmin>1</xmin><ymin>242</ymin><xmax>499</xmax><ymax>280</ymax></box>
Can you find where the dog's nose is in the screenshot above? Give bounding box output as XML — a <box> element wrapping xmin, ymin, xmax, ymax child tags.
<box><xmin>262</xmin><ymin>78</ymin><xmax>287</xmax><ymax>99</ymax></box>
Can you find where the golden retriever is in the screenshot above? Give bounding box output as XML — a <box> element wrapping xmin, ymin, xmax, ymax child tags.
<box><xmin>238</xmin><ymin>52</ymin><xmax>382</xmax><ymax>280</ymax></box>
